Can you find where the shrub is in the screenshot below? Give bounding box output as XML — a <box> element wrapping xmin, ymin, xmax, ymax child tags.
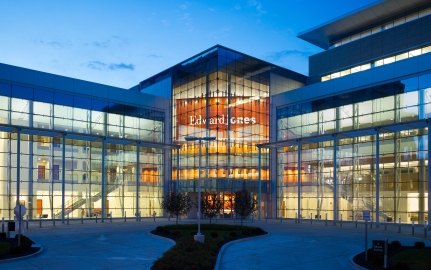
<box><xmin>252</xmin><ymin>227</ymin><xmax>265</xmax><ymax>234</ymax></box>
<box><xmin>14</xmin><ymin>234</ymin><xmax>34</xmax><ymax>248</ymax></box>
<box><xmin>210</xmin><ymin>232</ymin><xmax>218</xmax><ymax>238</ymax></box>
<box><xmin>0</xmin><ymin>242</ymin><xmax>11</xmax><ymax>256</ymax></box>
<box><xmin>394</xmin><ymin>262</ymin><xmax>410</xmax><ymax>270</ymax></box>
<box><xmin>11</xmin><ymin>234</ymin><xmax>34</xmax><ymax>254</ymax></box>
<box><xmin>390</xmin><ymin>240</ymin><xmax>402</xmax><ymax>249</ymax></box>
<box><xmin>414</xmin><ymin>241</ymin><xmax>425</xmax><ymax>248</ymax></box>
<box><xmin>156</xmin><ymin>226</ymin><xmax>169</xmax><ymax>235</ymax></box>
<box><xmin>241</xmin><ymin>229</ymin><xmax>251</xmax><ymax>236</ymax></box>
<box><xmin>229</xmin><ymin>231</ymin><xmax>237</xmax><ymax>238</ymax></box>
<box><xmin>367</xmin><ymin>250</ymin><xmax>383</xmax><ymax>266</ymax></box>
<box><xmin>0</xmin><ymin>232</ymin><xmax>6</xmax><ymax>240</ymax></box>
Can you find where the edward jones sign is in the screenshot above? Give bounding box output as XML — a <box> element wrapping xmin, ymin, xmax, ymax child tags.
<box><xmin>189</xmin><ymin>114</ymin><xmax>256</xmax><ymax>126</ymax></box>
<box><xmin>175</xmin><ymin>96</ymin><xmax>268</xmax><ymax>130</ymax></box>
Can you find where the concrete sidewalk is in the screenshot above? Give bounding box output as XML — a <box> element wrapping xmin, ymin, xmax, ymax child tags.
<box><xmin>1</xmin><ymin>218</ymin><xmax>430</xmax><ymax>269</ymax></box>
<box><xmin>0</xmin><ymin>220</ymin><xmax>174</xmax><ymax>270</ymax></box>
<box><xmin>217</xmin><ymin>219</ymin><xmax>431</xmax><ymax>270</ymax></box>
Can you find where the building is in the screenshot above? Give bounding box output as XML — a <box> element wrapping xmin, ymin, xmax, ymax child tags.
<box><xmin>271</xmin><ymin>0</ymin><xmax>431</xmax><ymax>224</ymax></box>
<box><xmin>136</xmin><ymin>46</ymin><xmax>305</xmax><ymax>218</ymax></box>
<box><xmin>0</xmin><ymin>0</ymin><xmax>430</xmax><ymax>225</ymax></box>
<box><xmin>0</xmin><ymin>64</ymin><xmax>173</xmax><ymax>221</ymax></box>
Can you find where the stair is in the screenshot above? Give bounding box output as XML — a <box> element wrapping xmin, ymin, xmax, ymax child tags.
<box><xmin>55</xmin><ymin>181</ymin><xmax>122</xmax><ymax>218</ymax></box>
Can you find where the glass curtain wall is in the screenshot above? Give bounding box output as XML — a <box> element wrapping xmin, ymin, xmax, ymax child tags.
<box><xmin>0</xmin><ymin>81</ymin><xmax>165</xmax><ymax>220</ymax></box>
<box><xmin>276</xmin><ymin>73</ymin><xmax>431</xmax><ymax>223</ymax></box>
<box><xmin>172</xmin><ymin>48</ymin><xmax>270</xmax><ymax>216</ymax></box>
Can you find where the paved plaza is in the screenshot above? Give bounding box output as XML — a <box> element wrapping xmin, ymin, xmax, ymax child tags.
<box><xmin>1</xmin><ymin>218</ymin><xmax>430</xmax><ymax>269</ymax></box>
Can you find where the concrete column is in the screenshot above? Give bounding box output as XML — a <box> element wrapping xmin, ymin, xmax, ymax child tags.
<box><xmin>136</xmin><ymin>144</ymin><xmax>140</xmax><ymax>218</ymax></box>
<box><xmin>428</xmin><ymin>121</ymin><xmax>431</xmax><ymax>230</ymax></box>
<box><xmin>101</xmin><ymin>139</ymin><xmax>106</xmax><ymax>222</ymax></box>
<box><xmin>375</xmin><ymin>130</ymin><xmax>380</xmax><ymax>226</ymax></box>
<box><xmin>28</xmin><ymin>101</ymin><xmax>34</xmax><ymax>219</ymax></box>
<box><xmin>61</xmin><ymin>135</ymin><xmax>66</xmax><ymax>223</ymax></box>
<box><xmin>176</xmin><ymin>147</ymin><xmax>180</xmax><ymax>191</ymax></box>
<box><xmin>333</xmin><ymin>136</ymin><xmax>338</xmax><ymax>222</ymax></box>
<box><xmin>16</xmin><ymin>129</ymin><xmax>21</xmax><ymax>206</ymax></box>
<box><xmin>297</xmin><ymin>141</ymin><xmax>301</xmax><ymax>223</ymax></box>
<box><xmin>258</xmin><ymin>146</ymin><xmax>261</xmax><ymax>220</ymax></box>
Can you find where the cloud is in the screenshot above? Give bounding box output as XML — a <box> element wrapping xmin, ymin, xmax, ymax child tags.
<box><xmin>147</xmin><ymin>54</ymin><xmax>162</xmax><ymax>58</ymax></box>
<box><xmin>179</xmin><ymin>2</ymin><xmax>189</xmax><ymax>10</ymax></box>
<box><xmin>109</xmin><ymin>63</ymin><xmax>134</xmax><ymax>71</ymax></box>
<box><xmin>248</xmin><ymin>0</ymin><xmax>266</xmax><ymax>15</ymax></box>
<box><xmin>268</xmin><ymin>49</ymin><xmax>313</xmax><ymax>61</ymax></box>
<box><xmin>85</xmin><ymin>61</ymin><xmax>135</xmax><ymax>71</ymax></box>
<box><xmin>83</xmin><ymin>36</ymin><xmax>128</xmax><ymax>49</ymax></box>
<box><xmin>38</xmin><ymin>40</ymin><xmax>72</xmax><ymax>48</ymax></box>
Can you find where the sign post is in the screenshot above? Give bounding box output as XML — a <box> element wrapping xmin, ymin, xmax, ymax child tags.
<box><xmin>14</xmin><ymin>204</ymin><xmax>27</xmax><ymax>247</ymax></box>
<box><xmin>365</xmin><ymin>220</ymin><xmax>368</xmax><ymax>261</ymax></box>
<box><xmin>372</xmin><ymin>239</ymin><xmax>388</xmax><ymax>268</ymax></box>
<box><xmin>363</xmin><ymin>210</ymin><xmax>370</xmax><ymax>262</ymax></box>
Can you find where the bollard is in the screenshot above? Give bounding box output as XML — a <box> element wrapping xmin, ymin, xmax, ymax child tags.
<box><xmin>412</xmin><ymin>221</ymin><xmax>415</xmax><ymax>236</ymax></box>
<box><xmin>384</xmin><ymin>239</ymin><xmax>388</xmax><ymax>269</ymax></box>
<box><xmin>365</xmin><ymin>220</ymin><xmax>368</xmax><ymax>262</ymax></box>
<box><xmin>1</xmin><ymin>217</ymin><xmax>4</xmax><ymax>233</ymax></box>
<box><xmin>67</xmin><ymin>214</ymin><xmax>69</xmax><ymax>225</ymax></box>
<box><xmin>384</xmin><ymin>222</ymin><xmax>387</xmax><ymax>231</ymax></box>
<box><xmin>96</xmin><ymin>214</ymin><xmax>98</xmax><ymax>223</ymax></box>
<box><xmin>355</xmin><ymin>219</ymin><xmax>358</xmax><ymax>229</ymax></box>
<box><xmin>340</xmin><ymin>214</ymin><xmax>343</xmax><ymax>228</ymax></box>
<box><xmin>398</xmin><ymin>218</ymin><xmax>401</xmax><ymax>233</ymax></box>
<box><xmin>424</xmin><ymin>221</ymin><xmax>428</xmax><ymax>238</ymax></box>
<box><xmin>81</xmin><ymin>215</ymin><xmax>83</xmax><ymax>224</ymax></box>
<box><xmin>110</xmin><ymin>212</ymin><xmax>112</xmax><ymax>223</ymax></box>
<box><xmin>310</xmin><ymin>213</ymin><xmax>313</xmax><ymax>225</ymax></box>
<box><xmin>124</xmin><ymin>211</ymin><xmax>127</xmax><ymax>222</ymax></box>
<box><xmin>26</xmin><ymin>215</ymin><xmax>29</xmax><ymax>230</ymax></box>
<box><xmin>139</xmin><ymin>211</ymin><xmax>142</xmax><ymax>222</ymax></box>
<box><xmin>39</xmin><ymin>215</ymin><xmax>42</xmax><ymax>228</ymax></box>
<box><xmin>325</xmin><ymin>213</ymin><xmax>328</xmax><ymax>226</ymax></box>
<box><xmin>53</xmin><ymin>217</ymin><xmax>56</xmax><ymax>227</ymax></box>
<box><xmin>295</xmin><ymin>212</ymin><xmax>298</xmax><ymax>223</ymax></box>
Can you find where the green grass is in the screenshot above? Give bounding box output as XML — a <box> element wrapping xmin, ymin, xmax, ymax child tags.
<box><xmin>390</xmin><ymin>249</ymin><xmax>431</xmax><ymax>270</ymax></box>
<box><xmin>151</xmin><ymin>224</ymin><xmax>266</xmax><ymax>270</ymax></box>
<box><xmin>0</xmin><ymin>242</ymin><xmax>11</xmax><ymax>256</ymax></box>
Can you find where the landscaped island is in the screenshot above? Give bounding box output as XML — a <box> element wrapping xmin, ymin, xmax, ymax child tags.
<box><xmin>353</xmin><ymin>240</ymin><xmax>431</xmax><ymax>270</ymax></box>
<box><xmin>0</xmin><ymin>233</ymin><xmax>40</xmax><ymax>261</ymax></box>
<box><xmin>151</xmin><ymin>224</ymin><xmax>266</xmax><ymax>270</ymax></box>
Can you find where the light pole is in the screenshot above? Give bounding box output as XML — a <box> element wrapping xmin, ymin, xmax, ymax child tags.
<box><xmin>185</xmin><ymin>135</ymin><xmax>216</xmax><ymax>243</ymax></box>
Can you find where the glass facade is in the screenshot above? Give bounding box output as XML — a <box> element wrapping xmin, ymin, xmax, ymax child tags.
<box><xmin>276</xmin><ymin>72</ymin><xmax>431</xmax><ymax>224</ymax></box>
<box><xmin>0</xmin><ymin>81</ymin><xmax>165</xmax><ymax>220</ymax></box>
<box><xmin>172</xmin><ymin>48</ymin><xmax>272</xmax><ymax>217</ymax></box>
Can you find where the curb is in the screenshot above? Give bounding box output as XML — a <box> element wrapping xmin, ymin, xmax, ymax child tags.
<box><xmin>349</xmin><ymin>251</ymin><xmax>369</xmax><ymax>270</ymax></box>
<box><xmin>214</xmin><ymin>232</ymin><xmax>270</xmax><ymax>270</ymax></box>
<box><xmin>147</xmin><ymin>231</ymin><xmax>176</xmax><ymax>245</ymax></box>
<box><xmin>0</xmin><ymin>243</ymin><xmax>43</xmax><ymax>263</ymax></box>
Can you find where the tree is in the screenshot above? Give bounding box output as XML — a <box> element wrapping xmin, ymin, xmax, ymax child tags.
<box><xmin>200</xmin><ymin>192</ymin><xmax>223</xmax><ymax>224</ymax></box>
<box><xmin>162</xmin><ymin>192</ymin><xmax>192</xmax><ymax>224</ymax></box>
<box><xmin>234</xmin><ymin>190</ymin><xmax>257</xmax><ymax>226</ymax></box>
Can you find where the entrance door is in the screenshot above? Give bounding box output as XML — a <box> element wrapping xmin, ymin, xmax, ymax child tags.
<box><xmin>36</xmin><ymin>199</ymin><xmax>43</xmax><ymax>216</ymax></box>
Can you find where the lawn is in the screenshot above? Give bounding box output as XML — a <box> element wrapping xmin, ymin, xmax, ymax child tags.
<box><xmin>151</xmin><ymin>224</ymin><xmax>267</xmax><ymax>270</ymax></box>
<box><xmin>390</xmin><ymin>249</ymin><xmax>431</xmax><ymax>270</ymax></box>
<box><xmin>353</xmin><ymin>241</ymin><xmax>431</xmax><ymax>270</ymax></box>
<box><xmin>0</xmin><ymin>233</ymin><xmax>39</xmax><ymax>260</ymax></box>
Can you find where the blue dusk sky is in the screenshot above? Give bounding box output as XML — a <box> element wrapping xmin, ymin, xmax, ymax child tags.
<box><xmin>0</xmin><ymin>0</ymin><xmax>376</xmax><ymax>89</ymax></box>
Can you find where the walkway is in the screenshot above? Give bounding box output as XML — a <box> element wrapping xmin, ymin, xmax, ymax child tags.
<box><xmin>218</xmin><ymin>219</ymin><xmax>431</xmax><ymax>270</ymax></box>
<box><xmin>2</xmin><ymin>218</ymin><xmax>430</xmax><ymax>269</ymax></box>
<box><xmin>0</xmin><ymin>219</ymin><xmax>174</xmax><ymax>270</ymax></box>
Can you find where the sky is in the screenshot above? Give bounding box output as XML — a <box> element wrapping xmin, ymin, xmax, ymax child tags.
<box><xmin>0</xmin><ymin>0</ymin><xmax>377</xmax><ymax>89</ymax></box>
